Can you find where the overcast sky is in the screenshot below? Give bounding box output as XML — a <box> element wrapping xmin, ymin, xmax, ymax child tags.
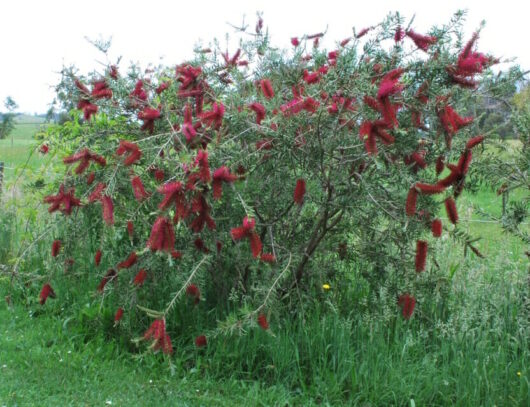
<box><xmin>1</xmin><ymin>0</ymin><xmax>528</xmax><ymax>114</ymax></box>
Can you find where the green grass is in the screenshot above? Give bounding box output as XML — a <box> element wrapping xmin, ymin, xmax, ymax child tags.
<box><xmin>0</xmin><ymin>117</ymin><xmax>47</xmax><ymax>184</ymax></box>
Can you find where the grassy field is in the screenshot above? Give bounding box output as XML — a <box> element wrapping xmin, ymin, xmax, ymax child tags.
<box><xmin>0</xmin><ymin>115</ymin><xmax>47</xmax><ymax>185</ymax></box>
<box><xmin>0</xmin><ymin>123</ymin><xmax>528</xmax><ymax>405</ymax></box>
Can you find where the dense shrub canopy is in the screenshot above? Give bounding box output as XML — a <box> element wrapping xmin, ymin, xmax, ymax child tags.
<box><xmin>29</xmin><ymin>12</ymin><xmax>512</xmax><ymax>353</ymax></box>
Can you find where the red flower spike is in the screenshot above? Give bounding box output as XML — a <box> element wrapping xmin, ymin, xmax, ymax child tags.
<box><xmin>195</xmin><ymin>335</ymin><xmax>207</xmax><ymax>348</ymax></box>
<box><xmin>260</xmin><ymin>79</ymin><xmax>275</xmax><ymax>99</ymax></box>
<box><xmin>405</xmin><ymin>187</ymin><xmax>418</xmax><ymax>217</ymax></box>
<box><xmin>212</xmin><ymin>166</ymin><xmax>237</xmax><ymax>200</ymax></box>
<box><xmin>155</xmin><ymin>81</ymin><xmax>170</xmax><ymax>95</ymax></box>
<box><xmin>39</xmin><ymin>144</ymin><xmax>49</xmax><ymax>154</ymax></box>
<box><xmin>43</xmin><ymin>184</ymin><xmax>82</xmax><ymax>215</ymax></box>
<box><xmin>303</xmin><ymin>69</ymin><xmax>320</xmax><ymax>84</ymax></box>
<box><xmin>398</xmin><ymin>294</ymin><xmax>416</xmax><ymax>319</ymax></box>
<box><xmin>445</xmin><ymin>197</ymin><xmax>459</xmax><ymax>224</ymax></box>
<box><xmin>131</xmin><ymin>176</ymin><xmax>150</xmax><ymax>202</ymax></box>
<box><xmin>199</xmin><ymin>102</ymin><xmax>225</xmax><ymax>130</ymax></box>
<box><xmin>406</xmin><ymin>29</ymin><xmax>437</xmax><ymax>52</ymax></box>
<box><xmin>260</xmin><ymin>253</ymin><xmax>276</xmax><ymax>263</ymax></box>
<box><xmin>415</xmin><ymin>240</ymin><xmax>428</xmax><ymax>272</ymax></box>
<box><xmin>189</xmin><ymin>194</ymin><xmax>216</xmax><ymax>233</ymax></box>
<box><xmin>257</xmin><ymin>313</ymin><xmax>269</xmax><ymax>330</ymax></box>
<box><xmin>146</xmin><ymin>217</ymin><xmax>175</xmax><ymax>252</ymax></box>
<box><xmin>86</xmin><ymin>172</ymin><xmax>95</xmax><ymax>185</ymax></box>
<box><xmin>291</xmin><ymin>37</ymin><xmax>300</xmax><ymax>47</ymax></box>
<box><xmin>127</xmin><ymin>221</ymin><xmax>134</xmax><ymax>238</ymax></box>
<box><xmin>466</xmin><ymin>135</ymin><xmax>485</xmax><ymax>149</ymax></box>
<box><xmin>194</xmin><ymin>238</ymin><xmax>209</xmax><ymax>253</ymax></box>
<box><xmin>114</xmin><ymin>308</ymin><xmax>124</xmax><ymax>323</ymax></box>
<box><xmin>195</xmin><ymin>150</ymin><xmax>211</xmax><ymax>183</ymax></box>
<box><xmin>231</xmin><ymin>217</ymin><xmax>262</xmax><ymax>258</ymax></box>
<box><xmin>63</xmin><ymin>148</ymin><xmax>106</xmax><ymax>175</ymax></box>
<box><xmin>340</xmin><ymin>37</ymin><xmax>351</xmax><ymax>47</ymax></box>
<box><xmin>394</xmin><ymin>26</ymin><xmax>405</xmax><ymax>42</ymax></box>
<box><xmin>415</xmin><ymin>182</ymin><xmax>446</xmax><ymax>195</ymax></box>
<box><xmin>39</xmin><ymin>283</ymin><xmax>56</xmax><ymax>305</ymax></box>
<box><xmin>116</xmin><ymin>140</ymin><xmax>142</xmax><ymax>166</ymax></box>
<box><xmin>97</xmin><ymin>269</ymin><xmax>117</xmax><ymax>292</ymax></box>
<box><xmin>88</xmin><ymin>182</ymin><xmax>106</xmax><ymax>203</ymax></box>
<box><xmin>154</xmin><ymin>169</ymin><xmax>165</xmax><ymax>182</ymax></box>
<box><xmin>95</xmin><ymin>250</ymin><xmax>102</xmax><ymax>266</ymax></box>
<box><xmin>117</xmin><ymin>251</ymin><xmax>137</xmax><ymax>269</ymax></box>
<box><xmin>377</xmin><ymin>68</ymin><xmax>405</xmax><ymax>99</ymax></box>
<box><xmin>432</xmin><ymin>219</ymin><xmax>442</xmax><ymax>237</ymax></box>
<box><xmin>101</xmin><ymin>195</ymin><xmax>114</xmax><ymax>225</ymax></box>
<box><xmin>138</xmin><ymin>107</ymin><xmax>161</xmax><ymax>133</ymax></box>
<box><xmin>133</xmin><ymin>269</ymin><xmax>147</xmax><ymax>286</ymax></box>
<box><xmin>293</xmin><ymin>179</ymin><xmax>306</xmax><ymax>206</ymax></box>
<box><xmin>51</xmin><ymin>240</ymin><xmax>61</xmax><ymax>257</ymax></box>
<box><xmin>249</xmin><ymin>102</ymin><xmax>266</xmax><ymax>125</ymax></box>
<box><xmin>355</xmin><ymin>27</ymin><xmax>371</xmax><ymax>38</ymax></box>
<box><xmin>435</xmin><ymin>156</ymin><xmax>445</xmax><ymax>176</ymax></box>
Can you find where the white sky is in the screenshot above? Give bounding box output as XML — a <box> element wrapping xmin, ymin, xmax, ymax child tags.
<box><xmin>1</xmin><ymin>0</ymin><xmax>528</xmax><ymax>114</ymax></box>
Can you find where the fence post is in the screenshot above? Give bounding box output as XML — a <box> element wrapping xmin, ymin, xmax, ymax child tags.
<box><xmin>0</xmin><ymin>161</ymin><xmax>4</xmax><ymax>199</ymax></box>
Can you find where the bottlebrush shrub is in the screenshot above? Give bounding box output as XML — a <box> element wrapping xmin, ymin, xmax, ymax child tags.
<box><xmin>28</xmin><ymin>12</ymin><xmax>506</xmax><ymax>353</ymax></box>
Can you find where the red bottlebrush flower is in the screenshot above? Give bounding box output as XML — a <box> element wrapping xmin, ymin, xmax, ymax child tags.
<box><xmin>155</xmin><ymin>81</ymin><xmax>170</xmax><ymax>94</ymax></box>
<box><xmin>257</xmin><ymin>313</ymin><xmax>269</xmax><ymax>330</ymax></box>
<box><xmin>249</xmin><ymin>102</ymin><xmax>266</xmax><ymax>125</ymax></box>
<box><xmin>88</xmin><ymin>182</ymin><xmax>106</xmax><ymax>203</ymax></box>
<box><xmin>95</xmin><ymin>250</ymin><xmax>102</xmax><ymax>266</ymax></box>
<box><xmin>63</xmin><ymin>148</ymin><xmax>106</xmax><ymax>175</ymax></box>
<box><xmin>116</xmin><ymin>140</ymin><xmax>142</xmax><ymax>166</ymax></box>
<box><xmin>363</xmin><ymin>95</ymin><xmax>381</xmax><ymax>112</ymax></box>
<box><xmin>405</xmin><ymin>187</ymin><xmax>418</xmax><ymax>217</ymax></box>
<box><xmin>171</xmin><ymin>250</ymin><xmax>182</xmax><ymax>259</ymax></box>
<box><xmin>157</xmin><ymin>181</ymin><xmax>188</xmax><ymax>220</ymax></box>
<box><xmin>394</xmin><ymin>26</ymin><xmax>405</xmax><ymax>42</ymax></box>
<box><xmin>133</xmin><ymin>269</ymin><xmax>147</xmax><ymax>286</ymax></box>
<box><xmin>39</xmin><ymin>144</ymin><xmax>49</xmax><ymax>154</ymax></box>
<box><xmin>415</xmin><ymin>182</ymin><xmax>446</xmax><ymax>195</ymax></box>
<box><xmin>216</xmin><ymin>241</ymin><xmax>223</xmax><ymax>253</ymax></box>
<box><xmin>255</xmin><ymin>138</ymin><xmax>274</xmax><ymax>151</ymax></box>
<box><xmin>406</xmin><ymin>29</ymin><xmax>437</xmax><ymax>52</ymax></box>
<box><xmin>195</xmin><ymin>150</ymin><xmax>211</xmax><ymax>183</ymax></box>
<box><xmin>39</xmin><ymin>283</ymin><xmax>56</xmax><ymax>305</ymax></box>
<box><xmin>189</xmin><ymin>194</ymin><xmax>216</xmax><ymax>233</ymax></box>
<box><xmin>212</xmin><ymin>166</ymin><xmax>237</xmax><ymax>200</ymax></box>
<box><xmin>75</xmin><ymin>78</ymin><xmax>90</xmax><ymax>95</ymax></box>
<box><xmin>415</xmin><ymin>240</ymin><xmax>428</xmax><ymax>272</ymax></box>
<box><xmin>260</xmin><ymin>253</ymin><xmax>276</xmax><ymax>263</ymax></box>
<box><xmin>146</xmin><ymin>217</ymin><xmax>175</xmax><ymax>252</ymax></box>
<box><xmin>109</xmin><ymin>65</ymin><xmax>118</xmax><ymax>79</ymax></box>
<box><xmin>127</xmin><ymin>221</ymin><xmax>134</xmax><ymax>238</ymax></box>
<box><xmin>186</xmin><ymin>284</ymin><xmax>200</xmax><ymax>299</ymax></box>
<box><xmin>359</xmin><ymin>121</ymin><xmax>377</xmax><ymax>155</ymax></box>
<box><xmin>43</xmin><ymin>184</ymin><xmax>82</xmax><ymax>215</ymax></box>
<box><xmin>355</xmin><ymin>27</ymin><xmax>371</xmax><ymax>38</ymax></box>
<box><xmin>144</xmin><ymin>319</ymin><xmax>173</xmax><ymax>354</ymax></box>
<box><xmin>435</xmin><ymin>156</ymin><xmax>445</xmax><ymax>176</ymax></box>
<box><xmin>138</xmin><ymin>107</ymin><xmax>161</xmax><ymax>133</ymax></box>
<box><xmin>195</xmin><ymin>335</ymin><xmax>207</xmax><ymax>347</ymax></box>
<box><xmin>438</xmin><ymin>105</ymin><xmax>474</xmax><ymax>139</ymax></box>
<box><xmin>397</xmin><ymin>294</ymin><xmax>416</xmax><ymax>319</ymax></box>
<box><xmin>431</xmin><ymin>219</ymin><xmax>442</xmax><ymax>237</ymax></box>
<box><xmin>303</xmin><ymin>70</ymin><xmax>320</xmax><ymax>84</ymax></box>
<box><xmin>222</xmin><ymin>48</ymin><xmax>242</xmax><ymax>67</ymax></box>
<box><xmin>114</xmin><ymin>308</ymin><xmax>124</xmax><ymax>323</ymax></box>
<box><xmin>377</xmin><ymin>68</ymin><xmax>405</xmax><ymax>99</ymax></box>
<box><xmin>101</xmin><ymin>195</ymin><xmax>114</xmax><ymax>225</ymax></box>
<box><xmin>117</xmin><ymin>251</ymin><xmax>137</xmax><ymax>269</ymax></box>
<box><xmin>154</xmin><ymin>169</ymin><xmax>165</xmax><ymax>182</ymax></box>
<box><xmin>260</xmin><ymin>79</ymin><xmax>275</xmax><ymax>99</ymax></box>
<box><xmin>91</xmin><ymin>79</ymin><xmax>112</xmax><ymax>99</ymax></box>
<box><xmin>51</xmin><ymin>240</ymin><xmax>61</xmax><ymax>257</ymax></box>
<box><xmin>445</xmin><ymin>197</ymin><xmax>459</xmax><ymax>224</ymax></box>
<box><xmin>340</xmin><ymin>37</ymin><xmax>351</xmax><ymax>47</ymax></box>
<box><xmin>130</xmin><ymin>80</ymin><xmax>148</xmax><ymax>102</ymax></box>
<box><xmin>231</xmin><ymin>217</ymin><xmax>262</xmax><ymax>258</ymax></box>
<box><xmin>86</xmin><ymin>172</ymin><xmax>96</xmax><ymax>185</ymax></box>
<box><xmin>457</xmin><ymin>149</ymin><xmax>473</xmax><ymax>175</ymax></box>
<box><xmin>200</xmin><ymin>102</ymin><xmax>225</xmax><ymax>130</ymax></box>
<box><xmin>466</xmin><ymin>135</ymin><xmax>484</xmax><ymax>149</ymax></box>
<box><xmin>181</xmin><ymin>104</ymin><xmax>198</xmax><ymax>143</ymax></box>
<box><xmin>97</xmin><ymin>269</ymin><xmax>117</xmax><ymax>292</ymax></box>
<box><xmin>291</xmin><ymin>37</ymin><xmax>300</xmax><ymax>46</ymax></box>
<box><xmin>131</xmin><ymin>176</ymin><xmax>150</xmax><ymax>202</ymax></box>
<box><xmin>77</xmin><ymin>99</ymin><xmax>98</xmax><ymax>121</ymax></box>
<box><xmin>293</xmin><ymin>179</ymin><xmax>306</xmax><ymax>206</ymax></box>
<box><xmin>194</xmin><ymin>238</ymin><xmax>209</xmax><ymax>253</ymax></box>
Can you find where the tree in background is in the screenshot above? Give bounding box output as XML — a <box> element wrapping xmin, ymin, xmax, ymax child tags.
<box><xmin>0</xmin><ymin>96</ymin><xmax>18</xmax><ymax>140</ymax></box>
